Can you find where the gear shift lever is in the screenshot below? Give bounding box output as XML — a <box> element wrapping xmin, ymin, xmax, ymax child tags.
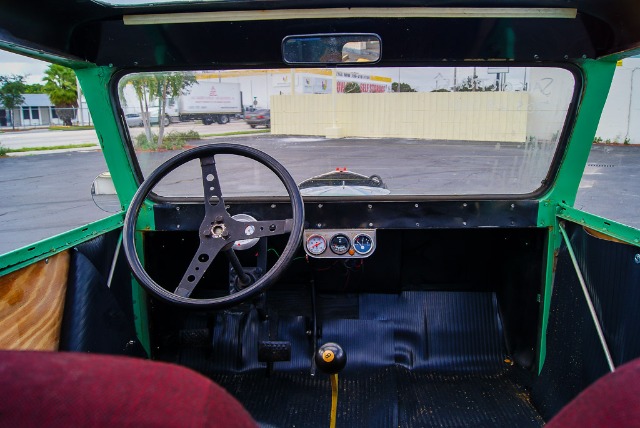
<box><xmin>315</xmin><ymin>343</ymin><xmax>346</xmax><ymax>428</ymax></box>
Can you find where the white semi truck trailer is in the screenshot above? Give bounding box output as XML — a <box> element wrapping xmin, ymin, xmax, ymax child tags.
<box><xmin>177</xmin><ymin>81</ymin><xmax>242</xmax><ymax>125</ymax></box>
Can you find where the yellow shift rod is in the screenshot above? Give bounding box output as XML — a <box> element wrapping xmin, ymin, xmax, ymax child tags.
<box><xmin>315</xmin><ymin>343</ymin><xmax>347</xmax><ymax>428</ymax></box>
<box><xmin>330</xmin><ymin>374</ymin><xmax>339</xmax><ymax>428</ymax></box>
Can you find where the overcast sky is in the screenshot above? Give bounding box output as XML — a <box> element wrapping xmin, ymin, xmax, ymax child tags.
<box><xmin>0</xmin><ymin>50</ymin><xmax>49</xmax><ymax>84</ymax></box>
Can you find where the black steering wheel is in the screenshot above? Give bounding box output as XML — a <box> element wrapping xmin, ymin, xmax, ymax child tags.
<box><xmin>122</xmin><ymin>143</ymin><xmax>305</xmax><ymax>309</ymax></box>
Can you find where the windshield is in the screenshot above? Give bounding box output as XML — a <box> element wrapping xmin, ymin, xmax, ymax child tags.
<box><xmin>118</xmin><ymin>66</ymin><xmax>576</xmax><ymax>198</ymax></box>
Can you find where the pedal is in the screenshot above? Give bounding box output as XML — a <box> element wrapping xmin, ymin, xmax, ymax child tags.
<box><xmin>258</xmin><ymin>341</ymin><xmax>291</xmax><ymax>362</ymax></box>
<box><xmin>258</xmin><ymin>341</ymin><xmax>291</xmax><ymax>377</ymax></box>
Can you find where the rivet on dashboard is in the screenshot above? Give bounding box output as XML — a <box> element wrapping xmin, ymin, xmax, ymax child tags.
<box><xmin>367</xmin><ymin>204</ymin><xmax>372</xmax><ymax>209</ymax></box>
<box><xmin>463</xmin><ymin>221</ymin><xmax>467</xmax><ymax>226</ymax></box>
<box><xmin>415</xmin><ymin>204</ymin><xmax>419</xmax><ymax>208</ymax></box>
<box><xmin>463</xmin><ymin>203</ymin><xmax>468</xmax><ymax>207</ymax></box>
<box><xmin>318</xmin><ymin>204</ymin><xmax>323</xmax><ymax>208</ymax></box>
<box><xmin>271</xmin><ymin>204</ymin><xmax>276</xmax><ymax>209</ymax></box>
<box><xmin>317</xmin><ymin>223</ymin><xmax>322</xmax><ymax>228</ymax></box>
<box><xmin>368</xmin><ymin>223</ymin><xmax>374</xmax><ymax>227</ymax></box>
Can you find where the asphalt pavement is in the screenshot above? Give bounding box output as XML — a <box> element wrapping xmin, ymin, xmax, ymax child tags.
<box><xmin>0</xmin><ymin>132</ymin><xmax>638</xmax><ymax>254</ymax></box>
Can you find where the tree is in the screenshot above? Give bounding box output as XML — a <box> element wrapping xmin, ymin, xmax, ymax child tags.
<box><xmin>344</xmin><ymin>82</ymin><xmax>361</xmax><ymax>93</ymax></box>
<box><xmin>121</xmin><ymin>72</ymin><xmax>196</xmax><ymax>148</ymax></box>
<box><xmin>391</xmin><ymin>82</ymin><xmax>416</xmax><ymax>92</ymax></box>
<box><xmin>155</xmin><ymin>73</ymin><xmax>196</xmax><ymax>146</ymax></box>
<box><xmin>453</xmin><ymin>75</ymin><xmax>496</xmax><ymax>92</ymax></box>
<box><xmin>24</xmin><ymin>83</ymin><xmax>44</xmax><ymax>94</ymax></box>
<box><xmin>0</xmin><ymin>75</ymin><xmax>26</xmax><ymax>130</ymax></box>
<box><xmin>42</xmin><ymin>64</ymin><xmax>78</xmax><ymax>126</ymax></box>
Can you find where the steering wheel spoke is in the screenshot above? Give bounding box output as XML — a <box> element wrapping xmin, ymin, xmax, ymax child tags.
<box><xmin>200</xmin><ymin>155</ymin><xmax>225</xmax><ymax>213</ymax></box>
<box><xmin>232</xmin><ymin>218</ymin><xmax>294</xmax><ymax>240</ymax></box>
<box><xmin>175</xmin><ymin>238</ymin><xmax>227</xmax><ymax>298</ymax></box>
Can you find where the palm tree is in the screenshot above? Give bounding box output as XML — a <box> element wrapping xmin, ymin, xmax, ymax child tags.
<box><xmin>42</xmin><ymin>65</ymin><xmax>78</xmax><ymax>126</ymax></box>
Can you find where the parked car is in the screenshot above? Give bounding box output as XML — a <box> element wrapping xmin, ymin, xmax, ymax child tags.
<box><xmin>125</xmin><ymin>113</ymin><xmax>170</xmax><ymax>127</ymax></box>
<box><xmin>244</xmin><ymin>109</ymin><xmax>270</xmax><ymax>128</ymax></box>
<box><xmin>125</xmin><ymin>113</ymin><xmax>143</xmax><ymax>127</ymax></box>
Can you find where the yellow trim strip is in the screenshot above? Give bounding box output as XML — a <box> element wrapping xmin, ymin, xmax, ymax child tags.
<box><xmin>124</xmin><ymin>7</ymin><xmax>577</xmax><ymax>25</ymax></box>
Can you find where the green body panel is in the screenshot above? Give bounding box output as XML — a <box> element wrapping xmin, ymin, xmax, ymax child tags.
<box><xmin>0</xmin><ymin>214</ymin><xmax>124</xmax><ymax>276</ymax></box>
<box><xmin>535</xmin><ymin>59</ymin><xmax>617</xmax><ymax>372</ymax></box>
<box><xmin>75</xmin><ymin>67</ymin><xmax>140</xmax><ymax>207</ymax></box>
<box><xmin>75</xmin><ymin>67</ymin><xmax>155</xmax><ymax>352</ymax></box>
<box><xmin>558</xmin><ymin>204</ymin><xmax>640</xmax><ymax>247</ymax></box>
<box><xmin>132</xmin><ymin>230</ymin><xmax>151</xmax><ymax>355</ymax></box>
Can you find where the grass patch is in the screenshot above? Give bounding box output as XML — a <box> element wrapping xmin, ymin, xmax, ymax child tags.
<box><xmin>49</xmin><ymin>125</ymin><xmax>95</xmax><ymax>131</ymax></box>
<box><xmin>4</xmin><ymin>143</ymin><xmax>97</xmax><ymax>153</ymax></box>
<box><xmin>200</xmin><ymin>129</ymin><xmax>270</xmax><ymax>138</ymax></box>
<box><xmin>135</xmin><ymin>130</ymin><xmax>201</xmax><ymax>151</ymax></box>
<box><xmin>0</xmin><ymin>144</ymin><xmax>7</xmax><ymax>157</ymax></box>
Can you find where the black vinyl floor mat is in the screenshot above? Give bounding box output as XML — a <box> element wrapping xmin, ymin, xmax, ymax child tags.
<box><xmin>212</xmin><ymin>366</ymin><xmax>543</xmax><ymax>428</ymax></box>
<box><xmin>164</xmin><ymin>292</ymin><xmax>544</xmax><ymax>426</ymax></box>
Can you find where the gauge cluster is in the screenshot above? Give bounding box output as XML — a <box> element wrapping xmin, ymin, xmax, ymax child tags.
<box><xmin>303</xmin><ymin>229</ymin><xmax>376</xmax><ymax>259</ymax></box>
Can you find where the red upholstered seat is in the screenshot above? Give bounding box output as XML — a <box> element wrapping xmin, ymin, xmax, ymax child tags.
<box><xmin>0</xmin><ymin>351</ymin><xmax>256</xmax><ymax>428</ymax></box>
<box><xmin>546</xmin><ymin>357</ymin><xmax>640</xmax><ymax>427</ymax></box>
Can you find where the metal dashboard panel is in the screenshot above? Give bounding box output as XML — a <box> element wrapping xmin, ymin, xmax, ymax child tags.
<box><xmin>153</xmin><ymin>200</ymin><xmax>539</xmax><ymax>232</ymax></box>
<box><xmin>304</xmin><ymin>229</ymin><xmax>376</xmax><ymax>259</ymax></box>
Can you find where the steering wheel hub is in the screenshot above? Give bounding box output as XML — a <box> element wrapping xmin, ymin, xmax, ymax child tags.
<box><xmin>211</xmin><ymin>223</ymin><xmax>228</xmax><ymax>238</ymax></box>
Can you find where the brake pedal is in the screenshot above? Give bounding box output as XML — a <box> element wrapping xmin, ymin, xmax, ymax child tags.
<box><xmin>258</xmin><ymin>341</ymin><xmax>291</xmax><ymax>376</ymax></box>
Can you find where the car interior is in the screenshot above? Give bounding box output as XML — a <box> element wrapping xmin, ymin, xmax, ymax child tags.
<box><xmin>1</xmin><ymin>1</ymin><xmax>640</xmax><ymax>427</ymax></box>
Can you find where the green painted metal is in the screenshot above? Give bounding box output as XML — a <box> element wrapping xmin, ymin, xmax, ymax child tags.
<box><xmin>535</xmin><ymin>58</ymin><xmax>617</xmax><ymax>372</ymax></box>
<box><xmin>75</xmin><ymin>67</ymin><xmax>141</xmax><ymax>208</ymax></box>
<box><xmin>539</xmin><ymin>59</ymin><xmax>617</xmax><ymax>211</ymax></box>
<box><xmin>75</xmin><ymin>67</ymin><xmax>156</xmax><ymax>352</ymax></box>
<box><xmin>535</xmin><ymin>223</ymin><xmax>557</xmax><ymax>374</ymax></box>
<box><xmin>131</xmin><ymin>229</ymin><xmax>151</xmax><ymax>355</ymax></box>
<box><xmin>0</xmin><ymin>213</ymin><xmax>124</xmax><ymax>277</ymax></box>
<box><xmin>558</xmin><ymin>204</ymin><xmax>640</xmax><ymax>247</ymax></box>
<box><xmin>131</xmin><ymin>275</ymin><xmax>151</xmax><ymax>355</ymax></box>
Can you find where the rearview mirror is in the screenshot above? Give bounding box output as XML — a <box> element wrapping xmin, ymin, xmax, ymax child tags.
<box><xmin>282</xmin><ymin>34</ymin><xmax>381</xmax><ymax>64</ymax></box>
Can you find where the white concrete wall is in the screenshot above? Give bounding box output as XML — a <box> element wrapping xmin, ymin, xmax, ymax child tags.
<box><xmin>271</xmin><ymin>92</ymin><xmax>530</xmax><ymax>142</ymax></box>
<box><xmin>596</xmin><ymin>58</ymin><xmax>640</xmax><ymax>144</ymax></box>
<box><xmin>525</xmin><ymin>68</ymin><xmax>576</xmax><ymax>143</ymax></box>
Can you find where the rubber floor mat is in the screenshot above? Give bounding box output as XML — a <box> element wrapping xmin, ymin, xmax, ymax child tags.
<box><xmin>174</xmin><ymin>291</ymin><xmax>543</xmax><ymax>426</ymax></box>
<box><xmin>212</xmin><ymin>366</ymin><xmax>543</xmax><ymax>427</ymax></box>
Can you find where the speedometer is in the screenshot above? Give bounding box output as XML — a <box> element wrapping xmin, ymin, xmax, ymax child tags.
<box><xmin>329</xmin><ymin>234</ymin><xmax>351</xmax><ymax>255</ymax></box>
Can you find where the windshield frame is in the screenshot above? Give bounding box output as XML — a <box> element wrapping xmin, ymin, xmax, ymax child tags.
<box><xmin>112</xmin><ymin>61</ymin><xmax>582</xmax><ymax>202</ymax></box>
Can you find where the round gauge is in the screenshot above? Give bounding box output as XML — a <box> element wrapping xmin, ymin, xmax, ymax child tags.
<box><xmin>306</xmin><ymin>234</ymin><xmax>327</xmax><ymax>255</ymax></box>
<box><xmin>329</xmin><ymin>234</ymin><xmax>351</xmax><ymax>255</ymax></box>
<box><xmin>353</xmin><ymin>233</ymin><xmax>374</xmax><ymax>255</ymax></box>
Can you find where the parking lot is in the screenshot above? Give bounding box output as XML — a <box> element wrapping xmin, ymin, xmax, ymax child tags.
<box><xmin>0</xmin><ymin>129</ymin><xmax>638</xmax><ymax>254</ymax></box>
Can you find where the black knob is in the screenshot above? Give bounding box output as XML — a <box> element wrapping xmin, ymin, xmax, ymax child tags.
<box><xmin>315</xmin><ymin>342</ymin><xmax>346</xmax><ymax>375</ymax></box>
